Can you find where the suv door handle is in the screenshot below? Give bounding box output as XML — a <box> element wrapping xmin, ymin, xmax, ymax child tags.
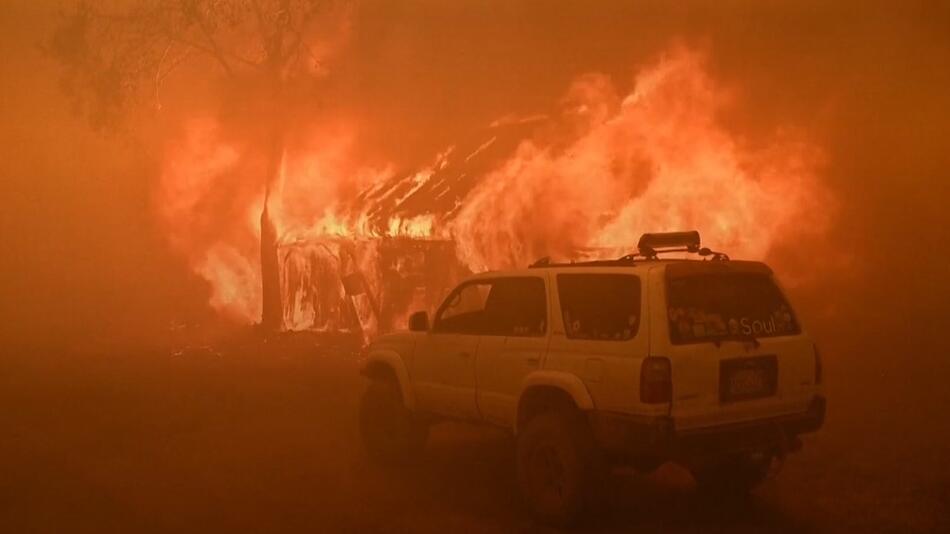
<box><xmin>525</xmin><ymin>357</ymin><xmax>540</xmax><ymax>367</ymax></box>
<box><xmin>458</xmin><ymin>352</ymin><xmax>472</xmax><ymax>359</ymax></box>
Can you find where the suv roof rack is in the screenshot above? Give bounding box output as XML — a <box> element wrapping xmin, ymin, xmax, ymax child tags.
<box><xmin>638</xmin><ymin>231</ymin><xmax>700</xmax><ymax>256</ymax></box>
<box><xmin>528</xmin><ymin>256</ymin><xmax>638</xmax><ymax>269</ymax></box>
<box><xmin>528</xmin><ymin>231</ymin><xmax>730</xmax><ymax>268</ymax></box>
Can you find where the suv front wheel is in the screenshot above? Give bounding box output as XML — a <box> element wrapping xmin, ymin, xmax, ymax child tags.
<box><xmin>359</xmin><ymin>379</ymin><xmax>428</xmax><ymax>464</ymax></box>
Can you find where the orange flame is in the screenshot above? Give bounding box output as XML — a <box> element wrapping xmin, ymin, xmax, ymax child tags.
<box><xmin>156</xmin><ymin>118</ymin><xmax>263</xmax><ymax>323</ymax></box>
<box><xmin>452</xmin><ymin>46</ymin><xmax>828</xmax><ymax>271</ymax></box>
<box><xmin>156</xmin><ymin>45</ymin><xmax>830</xmax><ymax>326</ymax></box>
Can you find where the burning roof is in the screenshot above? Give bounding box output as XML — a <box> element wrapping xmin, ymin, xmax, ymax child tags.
<box><xmin>351</xmin><ymin>116</ymin><xmax>546</xmax><ymax>230</ymax></box>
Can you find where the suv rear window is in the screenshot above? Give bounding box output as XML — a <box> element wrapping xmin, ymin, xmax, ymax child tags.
<box><xmin>557</xmin><ymin>274</ymin><xmax>641</xmax><ymax>341</ymax></box>
<box><xmin>667</xmin><ymin>274</ymin><xmax>799</xmax><ymax>344</ymax></box>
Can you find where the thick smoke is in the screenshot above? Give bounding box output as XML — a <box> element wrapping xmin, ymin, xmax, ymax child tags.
<box><xmin>1</xmin><ymin>1</ymin><xmax>948</xmax><ymax>365</ymax></box>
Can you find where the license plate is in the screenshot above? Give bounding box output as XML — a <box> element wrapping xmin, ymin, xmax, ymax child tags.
<box><xmin>720</xmin><ymin>356</ymin><xmax>778</xmax><ymax>402</ymax></box>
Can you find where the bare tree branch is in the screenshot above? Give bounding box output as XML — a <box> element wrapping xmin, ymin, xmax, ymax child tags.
<box><xmin>49</xmin><ymin>0</ymin><xmax>345</xmax><ymax>128</ymax></box>
<box><xmin>182</xmin><ymin>1</ymin><xmax>235</xmax><ymax>77</ymax></box>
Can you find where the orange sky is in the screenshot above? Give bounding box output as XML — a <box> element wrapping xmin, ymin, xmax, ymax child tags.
<box><xmin>1</xmin><ymin>0</ymin><xmax>949</xmax><ymax>353</ymax></box>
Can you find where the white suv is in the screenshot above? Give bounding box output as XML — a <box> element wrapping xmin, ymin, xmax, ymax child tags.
<box><xmin>359</xmin><ymin>232</ymin><xmax>825</xmax><ymax>525</ymax></box>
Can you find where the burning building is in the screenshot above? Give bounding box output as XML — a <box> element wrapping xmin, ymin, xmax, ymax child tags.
<box><xmin>276</xmin><ymin>119</ymin><xmax>541</xmax><ymax>340</ymax></box>
<box><xmin>158</xmin><ymin>46</ymin><xmax>829</xmax><ymax>338</ymax></box>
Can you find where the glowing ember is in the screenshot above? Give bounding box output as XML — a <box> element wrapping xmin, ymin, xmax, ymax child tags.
<box><xmin>156</xmin><ymin>45</ymin><xmax>830</xmax><ymax>330</ymax></box>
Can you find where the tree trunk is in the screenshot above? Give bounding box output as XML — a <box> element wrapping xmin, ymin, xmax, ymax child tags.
<box><xmin>260</xmin><ymin>131</ymin><xmax>285</xmax><ymax>333</ymax></box>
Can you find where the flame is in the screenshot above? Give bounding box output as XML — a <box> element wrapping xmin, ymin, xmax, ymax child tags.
<box><xmin>387</xmin><ymin>214</ymin><xmax>436</xmax><ymax>239</ymax></box>
<box><xmin>196</xmin><ymin>243</ymin><xmax>261</xmax><ymax>323</ymax></box>
<box><xmin>451</xmin><ymin>46</ymin><xmax>828</xmax><ymax>271</ymax></box>
<box><xmin>156</xmin><ymin>118</ymin><xmax>263</xmax><ymax>322</ymax></box>
<box><xmin>156</xmin><ymin>45</ymin><xmax>831</xmax><ymax>328</ymax></box>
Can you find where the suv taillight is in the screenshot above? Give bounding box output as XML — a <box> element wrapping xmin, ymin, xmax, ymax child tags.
<box><xmin>641</xmin><ymin>357</ymin><xmax>672</xmax><ymax>404</ymax></box>
<box><xmin>814</xmin><ymin>344</ymin><xmax>823</xmax><ymax>385</ymax></box>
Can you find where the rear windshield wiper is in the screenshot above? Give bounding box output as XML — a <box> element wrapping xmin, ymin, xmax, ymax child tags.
<box><xmin>712</xmin><ymin>334</ymin><xmax>761</xmax><ymax>349</ymax></box>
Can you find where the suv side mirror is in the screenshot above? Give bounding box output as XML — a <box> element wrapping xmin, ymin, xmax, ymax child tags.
<box><xmin>408</xmin><ymin>311</ymin><xmax>430</xmax><ymax>332</ymax></box>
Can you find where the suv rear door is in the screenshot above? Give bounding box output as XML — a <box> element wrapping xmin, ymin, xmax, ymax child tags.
<box><xmin>474</xmin><ymin>276</ymin><xmax>550</xmax><ymax>426</ymax></box>
<box><xmin>545</xmin><ymin>268</ymin><xmax>660</xmax><ymax>416</ymax></box>
<box><xmin>649</xmin><ymin>262</ymin><xmax>819</xmax><ymax>431</ymax></box>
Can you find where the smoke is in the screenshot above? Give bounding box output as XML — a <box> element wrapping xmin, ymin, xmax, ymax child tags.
<box><xmin>4</xmin><ymin>7</ymin><xmax>950</xmax><ymax>531</ymax></box>
<box><xmin>1</xmin><ymin>0</ymin><xmax>949</xmax><ymax>358</ymax></box>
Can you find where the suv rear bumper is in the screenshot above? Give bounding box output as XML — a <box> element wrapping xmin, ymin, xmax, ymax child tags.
<box><xmin>588</xmin><ymin>396</ymin><xmax>826</xmax><ymax>460</ymax></box>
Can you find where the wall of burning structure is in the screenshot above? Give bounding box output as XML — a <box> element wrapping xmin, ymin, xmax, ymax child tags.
<box><xmin>279</xmin><ymin>237</ymin><xmax>466</xmax><ymax>341</ymax></box>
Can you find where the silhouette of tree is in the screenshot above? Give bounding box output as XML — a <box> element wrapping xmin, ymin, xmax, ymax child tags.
<box><xmin>49</xmin><ymin>0</ymin><xmax>344</xmax><ymax>332</ymax></box>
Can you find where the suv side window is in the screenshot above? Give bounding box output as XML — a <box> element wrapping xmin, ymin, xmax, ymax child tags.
<box><xmin>483</xmin><ymin>278</ymin><xmax>547</xmax><ymax>337</ymax></box>
<box><xmin>433</xmin><ymin>277</ymin><xmax>547</xmax><ymax>336</ymax></box>
<box><xmin>557</xmin><ymin>274</ymin><xmax>641</xmax><ymax>341</ymax></box>
<box><xmin>434</xmin><ymin>281</ymin><xmax>492</xmax><ymax>334</ymax></box>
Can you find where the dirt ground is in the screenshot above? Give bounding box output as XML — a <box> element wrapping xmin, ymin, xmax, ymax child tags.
<box><xmin>2</xmin><ymin>334</ymin><xmax>948</xmax><ymax>534</ymax></box>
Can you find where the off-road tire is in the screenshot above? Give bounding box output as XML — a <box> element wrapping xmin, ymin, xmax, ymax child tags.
<box><xmin>691</xmin><ymin>451</ymin><xmax>773</xmax><ymax>496</ymax></box>
<box><xmin>516</xmin><ymin>410</ymin><xmax>605</xmax><ymax>527</ymax></box>
<box><xmin>359</xmin><ymin>379</ymin><xmax>428</xmax><ymax>465</ymax></box>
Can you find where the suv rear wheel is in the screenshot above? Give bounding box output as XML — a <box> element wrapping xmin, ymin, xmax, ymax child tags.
<box><xmin>359</xmin><ymin>379</ymin><xmax>428</xmax><ymax>464</ymax></box>
<box><xmin>516</xmin><ymin>410</ymin><xmax>605</xmax><ymax>527</ymax></box>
